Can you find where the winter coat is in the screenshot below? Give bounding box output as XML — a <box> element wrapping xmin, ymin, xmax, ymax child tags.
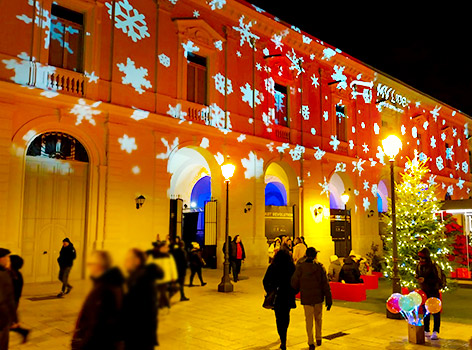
<box><xmin>230</xmin><ymin>241</ymin><xmax>246</xmax><ymax>261</ymax></box>
<box><xmin>328</xmin><ymin>260</ymin><xmax>342</xmax><ymax>282</ymax></box>
<box><xmin>9</xmin><ymin>269</ymin><xmax>23</xmax><ymax>306</ymax></box>
<box><xmin>189</xmin><ymin>249</ymin><xmax>205</xmax><ymax>269</ymax></box>
<box><xmin>291</xmin><ymin>259</ymin><xmax>332</xmax><ymax>306</ymax></box>
<box><xmin>123</xmin><ymin>263</ymin><xmax>164</xmax><ymax>349</ymax></box>
<box><xmin>150</xmin><ymin>253</ymin><xmax>178</xmax><ymax>284</ymax></box>
<box><xmin>72</xmin><ymin>267</ymin><xmax>124</xmax><ymax>350</ymax></box>
<box><xmin>58</xmin><ymin>244</ymin><xmax>76</xmax><ymax>268</ymax></box>
<box><xmin>263</xmin><ymin>259</ymin><xmax>296</xmax><ymax>309</ymax></box>
<box><xmin>170</xmin><ymin>245</ymin><xmax>188</xmax><ymax>279</ymax></box>
<box><xmin>339</xmin><ymin>257</ymin><xmax>362</xmax><ymax>284</ymax></box>
<box><xmin>0</xmin><ymin>266</ymin><xmax>16</xmax><ymax>329</ymax></box>
<box><xmin>292</xmin><ymin>243</ymin><xmax>307</xmax><ymax>264</ymax></box>
<box><xmin>416</xmin><ymin>262</ymin><xmax>442</xmax><ymax>297</ymax></box>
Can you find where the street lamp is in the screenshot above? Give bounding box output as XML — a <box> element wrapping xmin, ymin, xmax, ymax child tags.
<box><xmin>382</xmin><ymin>135</ymin><xmax>402</xmax><ymax>318</ymax></box>
<box><xmin>341</xmin><ymin>191</ymin><xmax>350</xmax><ymax>257</ymax></box>
<box><xmin>218</xmin><ymin>157</ymin><xmax>235</xmax><ymax>293</ymax></box>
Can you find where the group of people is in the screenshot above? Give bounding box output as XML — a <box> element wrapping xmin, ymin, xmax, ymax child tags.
<box><xmin>268</xmin><ymin>236</ymin><xmax>308</xmax><ymax>264</ymax></box>
<box><xmin>327</xmin><ymin>250</ymin><xmax>370</xmax><ymax>284</ymax></box>
<box><xmin>223</xmin><ymin>235</ymin><xmax>246</xmax><ymax>282</ymax></box>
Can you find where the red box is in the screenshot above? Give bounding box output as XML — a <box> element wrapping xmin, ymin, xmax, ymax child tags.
<box><xmin>372</xmin><ymin>271</ymin><xmax>383</xmax><ymax>279</ymax></box>
<box><xmin>329</xmin><ymin>282</ymin><xmax>366</xmax><ymax>302</ymax></box>
<box><xmin>361</xmin><ymin>275</ymin><xmax>379</xmax><ymax>290</ymax></box>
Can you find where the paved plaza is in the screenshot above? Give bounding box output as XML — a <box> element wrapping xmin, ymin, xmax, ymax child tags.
<box><xmin>9</xmin><ymin>267</ymin><xmax>472</xmax><ymax>350</ymax></box>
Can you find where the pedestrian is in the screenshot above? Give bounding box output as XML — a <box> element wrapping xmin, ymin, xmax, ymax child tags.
<box><xmin>293</xmin><ymin>237</ymin><xmax>307</xmax><ymax>264</ymax></box>
<box><xmin>123</xmin><ymin>248</ymin><xmax>164</xmax><ymax>350</ymax></box>
<box><xmin>57</xmin><ymin>238</ymin><xmax>76</xmax><ymax>297</ymax></box>
<box><xmin>189</xmin><ymin>242</ymin><xmax>207</xmax><ymax>287</ymax></box>
<box><xmin>8</xmin><ymin>255</ymin><xmax>30</xmax><ymax>343</ymax></box>
<box><xmin>170</xmin><ymin>237</ymin><xmax>190</xmax><ymax>301</ymax></box>
<box><xmin>72</xmin><ymin>251</ymin><xmax>124</xmax><ymax>350</ymax></box>
<box><xmin>300</xmin><ymin>236</ymin><xmax>308</xmax><ymax>248</ymax></box>
<box><xmin>339</xmin><ymin>254</ymin><xmax>362</xmax><ymax>284</ymax></box>
<box><xmin>230</xmin><ymin>235</ymin><xmax>246</xmax><ymax>282</ymax></box>
<box><xmin>263</xmin><ymin>249</ymin><xmax>296</xmax><ymax>350</ymax></box>
<box><xmin>416</xmin><ymin>247</ymin><xmax>444</xmax><ymax>340</ymax></box>
<box><xmin>281</xmin><ymin>236</ymin><xmax>293</xmax><ymax>253</ymax></box>
<box><xmin>268</xmin><ymin>237</ymin><xmax>282</xmax><ymax>264</ymax></box>
<box><xmin>148</xmin><ymin>241</ymin><xmax>179</xmax><ymax>308</ymax></box>
<box><xmin>292</xmin><ymin>247</ymin><xmax>332</xmax><ymax>349</ymax></box>
<box><xmin>328</xmin><ymin>255</ymin><xmax>343</xmax><ymax>282</ymax></box>
<box><xmin>0</xmin><ymin>248</ymin><xmax>16</xmax><ymax>350</ymax></box>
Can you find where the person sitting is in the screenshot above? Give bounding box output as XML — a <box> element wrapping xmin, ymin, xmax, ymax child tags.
<box><xmin>328</xmin><ymin>255</ymin><xmax>343</xmax><ymax>282</ymax></box>
<box><xmin>339</xmin><ymin>254</ymin><xmax>362</xmax><ymax>284</ymax></box>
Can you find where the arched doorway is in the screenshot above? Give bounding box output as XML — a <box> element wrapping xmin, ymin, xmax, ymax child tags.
<box><xmin>329</xmin><ymin>173</ymin><xmax>351</xmax><ymax>257</ymax></box>
<box><xmin>377</xmin><ymin>180</ymin><xmax>389</xmax><ymax>213</ymax></box>
<box><xmin>22</xmin><ymin>132</ymin><xmax>89</xmax><ymax>282</ymax></box>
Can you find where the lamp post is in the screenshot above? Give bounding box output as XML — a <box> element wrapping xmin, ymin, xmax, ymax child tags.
<box><xmin>341</xmin><ymin>191</ymin><xmax>350</xmax><ymax>257</ymax></box>
<box><xmin>218</xmin><ymin>157</ymin><xmax>235</xmax><ymax>293</ymax></box>
<box><xmin>382</xmin><ymin>135</ymin><xmax>402</xmax><ymax>318</ymax></box>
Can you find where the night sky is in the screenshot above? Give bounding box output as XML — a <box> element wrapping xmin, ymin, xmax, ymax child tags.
<box><xmin>249</xmin><ymin>1</ymin><xmax>472</xmax><ymax>117</ymax></box>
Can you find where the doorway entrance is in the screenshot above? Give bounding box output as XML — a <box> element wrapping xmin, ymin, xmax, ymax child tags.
<box><xmin>22</xmin><ymin>132</ymin><xmax>88</xmax><ymax>283</ymax></box>
<box><xmin>329</xmin><ymin>173</ymin><xmax>352</xmax><ymax>257</ymax></box>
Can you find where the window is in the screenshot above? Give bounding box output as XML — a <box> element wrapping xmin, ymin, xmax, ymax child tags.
<box><xmin>187</xmin><ymin>53</ymin><xmax>207</xmax><ymax>105</ymax></box>
<box><xmin>335</xmin><ymin>104</ymin><xmax>347</xmax><ymax>142</ymax></box>
<box><xmin>27</xmin><ymin>132</ymin><xmax>89</xmax><ymax>162</ymax></box>
<box><xmin>48</xmin><ymin>5</ymin><xmax>84</xmax><ymax>72</ymax></box>
<box><xmin>274</xmin><ymin>84</ymin><xmax>288</xmax><ymax>127</ymax></box>
<box><xmin>445</xmin><ymin>143</ymin><xmax>452</xmax><ymax>168</ymax></box>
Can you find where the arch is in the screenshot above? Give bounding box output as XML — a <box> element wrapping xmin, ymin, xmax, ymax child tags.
<box><xmin>377</xmin><ymin>180</ymin><xmax>389</xmax><ymax>213</ymax></box>
<box><xmin>190</xmin><ymin>175</ymin><xmax>211</xmax><ymax>208</ymax></box>
<box><xmin>328</xmin><ymin>171</ymin><xmax>355</xmax><ymax>209</ymax></box>
<box><xmin>265</xmin><ymin>182</ymin><xmax>287</xmax><ymax>206</ymax></box>
<box><xmin>264</xmin><ymin>160</ymin><xmax>298</xmax><ymax>206</ymax></box>
<box><xmin>26</xmin><ymin>132</ymin><xmax>89</xmax><ymax>162</ymax></box>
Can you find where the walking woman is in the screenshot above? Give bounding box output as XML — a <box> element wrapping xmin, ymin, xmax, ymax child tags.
<box><xmin>189</xmin><ymin>243</ymin><xmax>207</xmax><ymax>287</ymax></box>
<box><xmin>230</xmin><ymin>235</ymin><xmax>246</xmax><ymax>282</ymax></box>
<box><xmin>263</xmin><ymin>249</ymin><xmax>296</xmax><ymax>350</ymax></box>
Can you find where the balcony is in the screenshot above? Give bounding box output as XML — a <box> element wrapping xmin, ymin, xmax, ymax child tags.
<box><xmin>47</xmin><ymin>68</ymin><xmax>85</xmax><ymax>97</ymax></box>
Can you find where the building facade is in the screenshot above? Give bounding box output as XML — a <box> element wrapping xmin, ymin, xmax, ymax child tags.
<box><xmin>1</xmin><ymin>0</ymin><xmax>471</xmax><ymax>282</ymax></box>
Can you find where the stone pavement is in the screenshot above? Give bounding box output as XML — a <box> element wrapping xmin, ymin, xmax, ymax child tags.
<box><xmin>9</xmin><ymin>267</ymin><xmax>472</xmax><ymax>350</ymax></box>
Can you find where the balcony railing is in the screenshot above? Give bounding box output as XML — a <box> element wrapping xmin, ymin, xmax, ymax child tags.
<box><xmin>47</xmin><ymin>68</ymin><xmax>85</xmax><ymax>96</ymax></box>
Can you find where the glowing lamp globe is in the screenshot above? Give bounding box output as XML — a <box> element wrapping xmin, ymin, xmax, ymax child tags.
<box><xmin>341</xmin><ymin>192</ymin><xmax>350</xmax><ymax>205</ymax></box>
<box><xmin>382</xmin><ymin>135</ymin><xmax>402</xmax><ymax>160</ymax></box>
<box><xmin>221</xmin><ymin>159</ymin><xmax>235</xmax><ymax>181</ymax></box>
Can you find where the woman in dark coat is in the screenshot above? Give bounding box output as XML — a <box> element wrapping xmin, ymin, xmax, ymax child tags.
<box><xmin>170</xmin><ymin>237</ymin><xmax>190</xmax><ymax>301</ymax></box>
<box><xmin>263</xmin><ymin>249</ymin><xmax>296</xmax><ymax>350</ymax></box>
<box><xmin>230</xmin><ymin>235</ymin><xmax>246</xmax><ymax>282</ymax></box>
<box><xmin>72</xmin><ymin>251</ymin><xmax>124</xmax><ymax>350</ymax></box>
<box><xmin>123</xmin><ymin>248</ymin><xmax>164</xmax><ymax>350</ymax></box>
<box><xmin>189</xmin><ymin>243</ymin><xmax>206</xmax><ymax>287</ymax></box>
<box><xmin>9</xmin><ymin>255</ymin><xmax>30</xmax><ymax>342</ymax></box>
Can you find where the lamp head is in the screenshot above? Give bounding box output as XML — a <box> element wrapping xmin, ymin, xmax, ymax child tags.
<box><xmin>221</xmin><ymin>157</ymin><xmax>235</xmax><ymax>181</ymax></box>
<box><xmin>341</xmin><ymin>191</ymin><xmax>350</xmax><ymax>205</ymax></box>
<box><xmin>382</xmin><ymin>135</ymin><xmax>402</xmax><ymax>160</ymax></box>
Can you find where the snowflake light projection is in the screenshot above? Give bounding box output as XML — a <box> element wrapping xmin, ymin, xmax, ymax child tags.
<box><xmin>262</xmin><ymin>109</ymin><xmax>275</xmax><ymax>128</ymax></box>
<box><xmin>208</xmin><ymin>0</ymin><xmax>226</xmax><ymax>10</ymax></box>
<box><xmin>167</xmin><ymin>103</ymin><xmax>187</xmax><ymax>121</ymax></box>
<box><xmin>241</xmin><ymin>151</ymin><xmax>264</xmax><ymax>179</ymax></box>
<box><xmin>369</xmin><ymin>158</ymin><xmax>377</xmax><ymax>167</ymax></box>
<box><xmin>158</xmin><ymin>53</ymin><xmax>170</xmax><ymax>67</ymax></box>
<box><xmin>427</xmin><ymin>174</ymin><xmax>437</xmax><ymax>187</ymax></box>
<box><xmin>436</xmin><ymin>156</ymin><xmax>444</xmax><ymax>171</ymax></box>
<box><xmin>458</xmin><ymin>139</ymin><xmax>462</xmax><ymax>147</ymax></box>
<box><xmin>233</xmin><ymin>15</ymin><xmax>259</xmax><ymax>48</ymax></box>
<box><xmin>289</xmin><ymin>145</ymin><xmax>305</xmax><ymax>161</ymax></box>
<box><xmin>363</xmin><ymin>180</ymin><xmax>370</xmax><ymax>190</ymax></box>
<box><xmin>352</xmin><ymin>159</ymin><xmax>366</xmax><ymax>175</ymax></box>
<box><xmin>240</xmin><ymin>83</ymin><xmax>262</xmax><ymax>108</ymax></box>
<box><xmin>363</xmin><ymin>197</ymin><xmax>370</xmax><ymax>212</ymax></box>
<box><xmin>323</xmin><ymin>111</ymin><xmax>329</xmax><ymax>121</ymax></box>
<box><xmin>457</xmin><ymin>178</ymin><xmax>465</xmax><ymax>189</ymax></box>
<box><xmin>319</xmin><ymin>177</ymin><xmax>330</xmax><ymax>197</ymax></box>
<box><xmin>265</xmin><ymin>77</ymin><xmax>275</xmax><ymax>95</ymax></box>
<box><xmin>193</xmin><ymin>10</ymin><xmax>200</xmax><ymax>17</ymax></box>
<box><xmin>423</xmin><ymin>121</ymin><xmax>429</xmax><ymax>130</ymax></box>
<box><xmin>441</xmin><ymin>133</ymin><xmax>446</xmax><ymax>142</ymax></box>
<box><xmin>331</xmin><ymin>65</ymin><xmax>347</xmax><ymax>90</ymax></box>
<box><xmin>50</xmin><ymin>16</ymin><xmax>79</xmax><ymax>54</ymax></box>
<box><xmin>40</xmin><ymin>91</ymin><xmax>59</xmax><ymax>98</ymax></box>
<box><xmin>371</xmin><ymin>184</ymin><xmax>378</xmax><ymax>197</ymax></box>
<box><xmin>71</xmin><ymin>99</ymin><xmax>101</xmax><ymax>125</ymax></box>
<box><xmin>16</xmin><ymin>1</ymin><xmax>51</xmax><ymax>49</ymax></box>
<box><xmin>465</xmin><ymin>123</ymin><xmax>469</xmax><ymax>139</ymax></box>
<box><xmin>3</xmin><ymin>52</ymin><xmax>55</xmax><ymax>89</ymax></box>
<box><xmin>322</xmin><ymin>48</ymin><xmax>336</xmax><ymax>60</ymax></box>
<box><xmin>418</xmin><ymin>152</ymin><xmax>427</xmax><ymax>162</ymax></box>
<box><xmin>84</xmin><ymin>71</ymin><xmax>99</xmax><ymax>83</ymax></box>
<box><xmin>401</xmin><ymin>125</ymin><xmax>406</xmax><ymax>135</ymax></box>
<box><xmin>271</xmin><ymin>33</ymin><xmax>284</xmax><ymax>50</ymax></box>
<box><xmin>274</xmin><ymin>91</ymin><xmax>285</xmax><ymax>113</ymax></box>
<box><xmin>252</xmin><ymin>4</ymin><xmax>265</xmax><ymax>13</ymax></box>
<box><xmin>349</xmin><ymin>140</ymin><xmax>355</xmax><ymax>150</ymax></box>
<box><xmin>237</xmin><ymin>134</ymin><xmax>246</xmax><ymax>142</ymax></box>
<box><xmin>266</xmin><ymin>142</ymin><xmax>274</xmax><ymax>152</ymax></box>
<box><xmin>462</xmin><ymin>161</ymin><xmax>469</xmax><ymax>173</ymax></box>
<box><xmin>156</xmin><ymin>137</ymin><xmax>179</xmax><ymax>160</ymax></box>
<box><xmin>447</xmin><ymin>185</ymin><xmax>454</xmax><ymax>196</ymax></box>
<box><xmin>311</xmin><ymin>128</ymin><xmax>316</xmax><ymax>135</ymax></box>
<box><xmin>276</xmin><ymin>143</ymin><xmax>290</xmax><ymax>153</ymax></box>
<box><xmin>130</xmin><ymin>108</ymin><xmax>149</xmax><ymax>121</ymax></box>
<box><xmin>335</xmin><ymin>162</ymin><xmax>346</xmax><ymax>172</ymax></box>
<box><xmin>213</xmin><ymin>73</ymin><xmax>233</xmax><ymax>96</ymax></box>
<box><xmin>329</xmin><ymin>135</ymin><xmax>340</xmax><ymax>151</ymax></box>
<box><xmin>411</xmin><ymin>126</ymin><xmax>418</xmax><ymax>138</ymax></box>
<box><xmin>311</xmin><ymin>74</ymin><xmax>319</xmax><ymax>87</ymax></box>
<box><xmin>214</xmin><ymin>40</ymin><xmax>223</xmax><ymax>51</ymax></box>
<box><xmin>302</xmin><ymin>35</ymin><xmax>312</xmax><ymax>44</ymax></box>
<box><xmin>118</xmin><ymin>134</ymin><xmax>137</xmax><ymax>153</ymax></box>
<box><xmin>132</xmin><ymin>166</ymin><xmax>140</xmax><ymax>174</ymax></box>
<box><xmin>208</xmin><ymin>103</ymin><xmax>231</xmax><ymax>130</ymax></box>
<box><xmin>105</xmin><ymin>0</ymin><xmax>150</xmax><ymax>42</ymax></box>
<box><xmin>200</xmin><ymin>137</ymin><xmax>209</xmax><ymax>149</ymax></box>
<box><xmin>314</xmin><ymin>147</ymin><xmax>326</xmax><ymax>160</ymax></box>
<box><xmin>430</xmin><ymin>105</ymin><xmax>441</xmax><ymax>121</ymax></box>
<box><xmin>301</xmin><ymin>105</ymin><xmax>310</xmax><ymax>120</ymax></box>
<box><xmin>445</xmin><ymin>146</ymin><xmax>454</xmax><ymax>160</ymax></box>
<box><xmin>117</xmin><ymin>58</ymin><xmax>152</xmax><ymax>94</ymax></box>
<box><xmin>286</xmin><ymin>49</ymin><xmax>305</xmax><ymax>77</ymax></box>
<box><xmin>362</xmin><ymin>143</ymin><xmax>369</xmax><ymax>153</ymax></box>
<box><xmin>373</xmin><ymin>123</ymin><xmax>380</xmax><ymax>135</ymax></box>
<box><xmin>182</xmin><ymin>40</ymin><xmax>200</xmax><ymax>58</ymax></box>
<box><xmin>376</xmin><ymin>147</ymin><xmax>386</xmax><ymax>165</ymax></box>
<box><xmin>430</xmin><ymin>136</ymin><xmax>436</xmax><ymax>148</ymax></box>
<box><xmin>214</xmin><ymin>152</ymin><xmax>224</xmax><ymax>165</ymax></box>
<box><xmin>453</xmin><ymin>127</ymin><xmax>458</xmax><ymax>137</ymax></box>
<box><xmin>455</xmin><ymin>162</ymin><xmax>460</xmax><ymax>171</ymax></box>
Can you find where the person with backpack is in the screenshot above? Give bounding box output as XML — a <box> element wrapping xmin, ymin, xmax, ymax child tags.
<box><xmin>416</xmin><ymin>247</ymin><xmax>445</xmax><ymax>340</ymax></box>
<box><xmin>57</xmin><ymin>238</ymin><xmax>76</xmax><ymax>297</ymax></box>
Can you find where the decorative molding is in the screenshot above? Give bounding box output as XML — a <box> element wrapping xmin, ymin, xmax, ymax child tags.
<box><xmin>173</xmin><ymin>19</ymin><xmax>225</xmax><ymax>50</ymax></box>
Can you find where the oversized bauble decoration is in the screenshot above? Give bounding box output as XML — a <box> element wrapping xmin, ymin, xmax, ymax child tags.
<box><xmin>386</xmin><ymin>294</ymin><xmax>402</xmax><ymax>314</ymax></box>
<box><xmin>409</xmin><ymin>291</ymin><xmax>422</xmax><ymax>307</ymax></box>
<box><xmin>399</xmin><ymin>295</ymin><xmax>416</xmax><ymax>313</ymax></box>
<box><xmin>425</xmin><ymin>297</ymin><xmax>442</xmax><ymax>314</ymax></box>
<box><xmin>414</xmin><ymin>289</ymin><xmax>427</xmax><ymax>305</ymax></box>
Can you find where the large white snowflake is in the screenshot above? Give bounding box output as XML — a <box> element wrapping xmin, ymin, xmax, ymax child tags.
<box><xmin>301</xmin><ymin>105</ymin><xmax>310</xmax><ymax>120</ymax></box>
<box><xmin>335</xmin><ymin>162</ymin><xmax>346</xmax><ymax>172</ymax></box>
<box><xmin>208</xmin><ymin>103</ymin><xmax>231</xmax><ymax>130</ymax></box>
<box><xmin>322</xmin><ymin>48</ymin><xmax>336</xmax><ymax>60</ymax></box>
<box><xmin>289</xmin><ymin>145</ymin><xmax>305</xmax><ymax>161</ymax></box>
<box><xmin>462</xmin><ymin>161</ymin><xmax>469</xmax><ymax>173</ymax></box>
<box><xmin>240</xmin><ymin>83</ymin><xmax>262</xmax><ymax>107</ymax></box>
<box><xmin>207</xmin><ymin>0</ymin><xmax>226</xmax><ymax>10</ymax></box>
<box><xmin>182</xmin><ymin>40</ymin><xmax>200</xmax><ymax>58</ymax></box>
<box><xmin>70</xmin><ymin>99</ymin><xmax>101</xmax><ymax>126</ymax></box>
<box><xmin>16</xmin><ymin>1</ymin><xmax>51</xmax><ymax>50</ymax></box>
<box><xmin>371</xmin><ymin>184</ymin><xmax>378</xmax><ymax>197</ymax></box>
<box><xmin>286</xmin><ymin>48</ymin><xmax>305</xmax><ymax>77</ymax></box>
<box><xmin>262</xmin><ymin>108</ymin><xmax>275</xmax><ymax>128</ymax></box>
<box><xmin>276</xmin><ymin>143</ymin><xmax>290</xmax><ymax>153</ymax></box>
<box><xmin>167</xmin><ymin>103</ymin><xmax>187</xmax><ymax>121</ymax></box>
<box><xmin>212</xmin><ymin>73</ymin><xmax>233</xmax><ymax>96</ymax></box>
<box><xmin>362</xmin><ymin>143</ymin><xmax>369</xmax><ymax>153</ymax></box>
<box><xmin>329</xmin><ymin>135</ymin><xmax>340</xmax><ymax>151</ymax></box>
<box><xmin>430</xmin><ymin>105</ymin><xmax>441</xmax><ymax>121</ymax></box>
<box><xmin>3</xmin><ymin>52</ymin><xmax>55</xmax><ymax>89</ymax></box>
<box><xmin>118</xmin><ymin>134</ymin><xmax>137</xmax><ymax>153</ymax></box>
<box><xmin>311</xmin><ymin>74</ymin><xmax>319</xmax><ymax>87</ymax></box>
<box><xmin>271</xmin><ymin>33</ymin><xmax>284</xmax><ymax>50</ymax></box>
<box><xmin>352</xmin><ymin>159</ymin><xmax>366</xmax><ymax>175</ymax></box>
<box><xmin>436</xmin><ymin>156</ymin><xmax>444</xmax><ymax>171</ymax></box>
<box><xmin>214</xmin><ymin>152</ymin><xmax>224</xmax><ymax>165</ymax></box>
<box><xmin>264</xmin><ymin>77</ymin><xmax>275</xmax><ymax>96</ymax></box>
<box><xmin>313</xmin><ymin>147</ymin><xmax>326</xmax><ymax>160</ymax></box>
<box><xmin>376</xmin><ymin>147</ymin><xmax>386</xmax><ymax>165</ymax></box>
<box><xmin>241</xmin><ymin>151</ymin><xmax>264</xmax><ymax>179</ymax></box>
<box><xmin>130</xmin><ymin>108</ymin><xmax>149</xmax><ymax>121</ymax></box>
<box><xmin>445</xmin><ymin>146</ymin><xmax>454</xmax><ymax>160</ymax></box>
<box><xmin>158</xmin><ymin>53</ymin><xmax>170</xmax><ymax>67</ymax></box>
<box><xmin>430</xmin><ymin>136</ymin><xmax>436</xmax><ymax>148</ymax></box>
<box><xmin>319</xmin><ymin>177</ymin><xmax>330</xmax><ymax>197</ymax></box>
<box><xmin>214</xmin><ymin>40</ymin><xmax>223</xmax><ymax>51</ymax></box>
<box><xmin>233</xmin><ymin>15</ymin><xmax>259</xmax><ymax>48</ymax></box>
<box><xmin>117</xmin><ymin>58</ymin><xmax>152</xmax><ymax>94</ymax></box>
<box><xmin>50</xmin><ymin>16</ymin><xmax>79</xmax><ymax>54</ymax></box>
<box><xmin>363</xmin><ymin>197</ymin><xmax>371</xmax><ymax>212</ymax></box>
<box><xmin>200</xmin><ymin>137</ymin><xmax>209</xmax><ymax>149</ymax></box>
<box><xmin>106</xmin><ymin>0</ymin><xmax>150</xmax><ymax>42</ymax></box>
<box><xmin>156</xmin><ymin>137</ymin><xmax>179</xmax><ymax>160</ymax></box>
<box><xmin>331</xmin><ymin>65</ymin><xmax>347</xmax><ymax>90</ymax></box>
<box><xmin>363</xmin><ymin>180</ymin><xmax>370</xmax><ymax>190</ymax></box>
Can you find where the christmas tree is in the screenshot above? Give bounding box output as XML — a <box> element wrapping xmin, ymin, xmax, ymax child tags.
<box><xmin>381</xmin><ymin>158</ymin><xmax>454</xmax><ymax>289</ymax></box>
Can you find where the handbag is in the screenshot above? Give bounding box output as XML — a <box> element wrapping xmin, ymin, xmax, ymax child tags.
<box><xmin>263</xmin><ymin>288</ymin><xmax>278</xmax><ymax>310</ymax></box>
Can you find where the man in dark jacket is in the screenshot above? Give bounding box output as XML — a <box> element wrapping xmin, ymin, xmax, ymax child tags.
<box><xmin>57</xmin><ymin>238</ymin><xmax>76</xmax><ymax>297</ymax></box>
<box><xmin>416</xmin><ymin>247</ymin><xmax>442</xmax><ymax>340</ymax></box>
<box><xmin>339</xmin><ymin>255</ymin><xmax>362</xmax><ymax>284</ymax></box>
<box><xmin>230</xmin><ymin>235</ymin><xmax>246</xmax><ymax>282</ymax></box>
<box><xmin>0</xmin><ymin>248</ymin><xmax>16</xmax><ymax>350</ymax></box>
<box><xmin>9</xmin><ymin>255</ymin><xmax>30</xmax><ymax>343</ymax></box>
<box><xmin>123</xmin><ymin>248</ymin><xmax>164</xmax><ymax>350</ymax></box>
<box><xmin>72</xmin><ymin>251</ymin><xmax>124</xmax><ymax>350</ymax></box>
<box><xmin>291</xmin><ymin>247</ymin><xmax>332</xmax><ymax>349</ymax></box>
<box><xmin>170</xmin><ymin>237</ymin><xmax>190</xmax><ymax>301</ymax></box>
